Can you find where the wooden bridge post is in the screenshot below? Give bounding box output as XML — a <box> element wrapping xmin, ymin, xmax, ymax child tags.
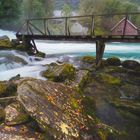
<box><xmin>96</xmin><ymin>40</ymin><xmax>105</xmax><ymax>65</ymax></box>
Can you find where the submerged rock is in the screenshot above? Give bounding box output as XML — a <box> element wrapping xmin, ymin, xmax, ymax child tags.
<box><xmin>17</xmin><ymin>79</ymin><xmax>93</xmax><ymax>140</ymax></box>
<box><xmin>5</xmin><ymin>102</ymin><xmax>29</xmax><ymax>126</ymax></box>
<box><xmin>0</xmin><ymin>36</ymin><xmax>12</xmax><ymax>49</ymax></box>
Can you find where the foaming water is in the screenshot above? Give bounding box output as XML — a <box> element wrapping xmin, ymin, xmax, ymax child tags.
<box><xmin>0</xmin><ymin>29</ymin><xmax>140</xmax><ymax>80</ymax></box>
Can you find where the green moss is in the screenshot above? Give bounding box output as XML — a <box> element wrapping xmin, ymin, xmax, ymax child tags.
<box><xmin>81</xmin><ymin>56</ymin><xmax>96</xmax><ymax>64</ymax></box>
<box><xmin>0</xmin><ymin>82</ymin><xmax>17</xmax><ymax>98</ymax></box>
<box><xmin>106</xmin><ymin>57</ymin><xmax>121</xmax><ymax>66</ymax></box>
<box><xmin>15</xmin><ymin>44</ymin><xmax>27</xmax><ymax>51</ymax></box>
<box><xmin>71</xmin><ymin>98</ymin><xmax>79</xmax><ymax>109</ymax></box>
<box><xmin>35</xmin><ymin>51</ymin><xmax>46</xmax><ymax>58</ymax></box>
<box><xmin>98</xmin><ymin>73</ymin><xmax>121</xmax><ymax>85</ymax></box>
<box><xmin>0</xmin><ymin>38</ymin><xmax>12</xmax><ymax>49</ymax></box>
<box><xmin>43</xmin><ymin>63</ymin><xmax>76</xmax><ymax>82</ymax></box>
<box><xmin>0</xmin><ymin>82</ymin><xmax>7</xmax><ymax>96</ymax></box>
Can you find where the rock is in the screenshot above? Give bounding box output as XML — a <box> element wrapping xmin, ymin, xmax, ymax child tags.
<box><xmin>17</xmin><ymin>79</ymin><xmax>91</xmax><ymax>139</ymax></box>
<box><xmin>72</xmin><ymin>70</ymin><xmax>89</xmax><ymax>88</ymax></box>
<box><xmin>43</xmin><ymin>63</ymin><xmax>76</xmax><ymax>82</ymax></box>
<box><xmin>0</xmin><ymin>106</ymin><xmax>5</xmax><ymax>122</ymax></box>
<box><xmin>0</xmin><ymin>81</ymin><xmax>17</xmax><ymax>97</ymax></box>
<box><xmin>11</xmin><ymin>39</ymin><xmax>20</xmax><ymax>47</ymax></box>
<box><xmin>106</xmin><ymin>57</ymin><xmax>121</xmax><ymax>66</ymax></box>
<box><xmin>81</xmin><ymin>56</ymin><xmax>96</xmax><ymax>64</ymax></box>
<box><xmin>5</xmin><ymin>102</ymin><xmax>29</xmax><ymax>125</ymax></box>
<box><xmin>15</xmin><ymin>43</ymin><xmax>27</xmax><ymax>51</ymax></box>
<box><xmin>9</xmin><ymin>74</ymin><xmax>20</xmax><ymax>81</ymax></box>
<box><xmin>35</xmin><ymin>51</ymin><xmax>46</xmax><ymax>58</ymax></box>
<box><xmin>97</xmin><ymin>73</ymin><xmax>121</xmax><ymax>85</ymax></box>
<box><xmin>0</xmin><ymin>96</ymin><xmax>17</xmax><ymax>107</ymax></box>
<box><xmin>0</xmin><ymin>36</ymin><xmax>12</xmax><ymax>49</ymax></box>
<box><xmin>57</xmin><ymin>55</ymin><xmax>71</xmax><ymax>63</ymax></box>
<box><xmin>77</xmin><ymin>56</ymin><xmax>96</xmax><ymax>70</ymax></box>
<box><xmin>0</xmin><ymin>124</ymin><xmax>43</xmax><ymax>140</ymax></box>
<box><xmin>122</xmin><ymin>60</ymin><xmax>140</xmax><ymax>70</ymax></box>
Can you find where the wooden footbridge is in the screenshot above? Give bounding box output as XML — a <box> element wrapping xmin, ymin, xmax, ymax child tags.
<box><xmin>16</xmin><ymin>12</ymin><xmax>140</xmax><ymax>64</ymax></box>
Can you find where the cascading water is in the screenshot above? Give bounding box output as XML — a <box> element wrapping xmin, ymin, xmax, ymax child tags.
<box><xmin>0</xmin><ymin>29</ymin><xmax>140</xmax><ymax>81</ymax></box>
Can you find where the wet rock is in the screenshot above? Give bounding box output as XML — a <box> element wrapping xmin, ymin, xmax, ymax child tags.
<box><xmin>57</xmin><ymin>55</ymin><xmax>71</xmax><ymax>63</ymax></box>
<box><xmin>9</xmin><ymin>74</ymin><xmax>20</xmax><ymax>81</ymax></box>
<box><xmin>106</xmin><ymin>57</ymin><xmax>121</xmax><ymax>66</ymax></box>
<box><xmin>43</xmin><ymin>63</ymin><xmax>76</xmax><ymax>82</ymax></box>
<box><xmin>81</xmin><ymin>56</ymin><xmax>96</xmax><ymax>64</ymax></box>
<box><xmin>77</xmin><ymin>56</ymin><xmax>96</xmax><ymax>70</ymax></box>
<box><xmin>35</xmin><ymin>51</ymin><xmax>46</xmax><ymax>58</ymax></box>
<box><xmin>11</xmin><ymin>39</ymin><xmax>20</xmax><ymax>47</ymax></box>
<box><xmin>122</xmin><ymin>60</ymin><xmax>140</xmax><ymax>70</ymax></box>
<box><xmin>0</xmin><ymin>36</ymin><xmax>12</xmax><ymax>49</ymax></box>
<box><xmin>17</xmin><ymin>79</ymin><xmax>91</xmax><ymax>139</ymax></box>
<box><xmin>5</xmin><ymin>102</ymin><xmax>29</xmax><ymax>125</ymax></box>
<box><xmin>15</xmin><ymin>43</ymin><xmax>28</xmax><ymax>51</ymax></box>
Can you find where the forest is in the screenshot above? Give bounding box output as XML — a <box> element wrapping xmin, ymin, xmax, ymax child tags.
<box><xmin>0</xmin><ymin>0</ymin><xmax>140</xmax><ymax>30</ymax></box>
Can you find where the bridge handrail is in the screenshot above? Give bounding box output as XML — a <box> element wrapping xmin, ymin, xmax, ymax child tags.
<box><xmin>16</xmin><ymin>12</ymin><xmax>140</xmax><ymax>37</ymax></box>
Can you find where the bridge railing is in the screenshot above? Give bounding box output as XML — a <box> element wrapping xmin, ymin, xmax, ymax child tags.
<box><xmin>16</xmin><ymin>12</ymin><xmax>140</xmax><ymax>37</ymax></box>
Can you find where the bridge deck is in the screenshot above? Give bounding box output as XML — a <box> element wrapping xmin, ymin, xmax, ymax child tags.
<box><xmin>16</xmin><ymin>34</ymin><xmax>140</xmax><ymax>43</ymax></box>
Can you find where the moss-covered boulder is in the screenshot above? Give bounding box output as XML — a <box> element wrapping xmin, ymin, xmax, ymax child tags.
<box><xmin>0</xmin><ymin>82</ymin><xmax>17</xmax><ymax>97</ymax></box>
<box><xmin>81</xmin><ymin>56</ymin><xmax>96</xmax><ymax>64</ymax></box>
<box><xmin>35</xmin><ymin>51</ymin><xmax>46</xmax><ymax>58</ymax></box>
<box><xmin>76</xmin><ymin>56</ymin><xmax>96</xmax><ymax>70</ymax></box>
<box><xmin>43</xmin><ymin>63</ymin><xmax>76</xmax><ymax>82</ymax></box>
<box><xmin>5</xmin><ymin>102</ymin><xmax>29</xmax><ymax>125</ymax></box>
<box><xmin>106</xmin><ymin>57</ymin><xmax>121</xmax><ymax>66</ymax></box>
<box><xmin>0</xmin><ymin>36</ymin><xmax>12</xmax><ymax>49</ymax></box>
<box><xmin>122</xmin><ymin>60</ymin><xmax>140</xmax><ymax>70</ymax></box>
<box><xmin>15</xmin><ymin>44</ymin><xmax>27</xmax><ymax>51</ymax></box>
<box><xmin>17</xmin><ymin>79</ymin><xmax>95</xmax><ymax>139</ymax></box>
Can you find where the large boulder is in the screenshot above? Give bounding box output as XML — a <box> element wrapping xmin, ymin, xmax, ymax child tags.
<box><xmin>5</xmin><ymin>102</ymin><xmax>29</xmax><ymax>125</ymax></box>
<box><xmin>43</xmin><ymin>63</ymin><xmax>76</xmax><ymax>82</ymax></box>
<box><xmin>0</xmin><ymin>36</ymin><xmax>12</xmax><ymax>49</ymax></box>
<box><xmin>122</xmin><ymin>60</ymin><xmax>140</xmax><ymax>70</ymax></box>
<box><xmin>106</xmin><ymin>57</ymin><xmax>121</xmax><ymax>66</ymax></box>
<box><xmin>77</xmin><ymin>56</ymin><xmax>96</xmax><ymax>70</ymax></box>
<box><xmin>17</xmin><ymin>79</ymin><xmax>92</xmax><ymax>140</ymax></box>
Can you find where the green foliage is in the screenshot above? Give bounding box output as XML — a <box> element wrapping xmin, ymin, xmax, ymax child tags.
<box><xmin>61</xmin><ymin>3</ymin><xmax>72</xmax><ymax>16</ymax></box>
<box><xmin>79</xmin><ymin>0</ymin><xmax>140</xmax><ymax>35</ymax></box>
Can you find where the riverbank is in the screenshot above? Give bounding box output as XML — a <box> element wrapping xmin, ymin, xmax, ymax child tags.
<box><xmin>0</xmin><ymin>32</ymin><xmax>140</xmax><ymax>139</ymax></box>
<box><xmin>0</xmin><ymin>55</ymin><xmax>140</xmax><ymax>140</ymax></box>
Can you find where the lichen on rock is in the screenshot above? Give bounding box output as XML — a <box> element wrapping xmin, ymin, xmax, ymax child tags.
<box><xmin>5</xmin><ymin>101</ymin><xmax>29</xmax><ymax>125</ymax></box>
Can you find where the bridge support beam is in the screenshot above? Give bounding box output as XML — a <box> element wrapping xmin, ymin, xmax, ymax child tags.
<box><xmin>22</xmin><ymin>36</ymin><xmax>39</xmax><ymax>54</ymax></box>
<box><xmin>96</xmin><ymin>40</ymin><xmax>105</xmax><ymax>65</ymax></box>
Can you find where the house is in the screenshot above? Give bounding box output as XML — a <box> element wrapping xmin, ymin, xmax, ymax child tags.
<box><xmin>111</xmin><ymin>18</ymin><xmax>138</xmax><ymax>35</ymax></box>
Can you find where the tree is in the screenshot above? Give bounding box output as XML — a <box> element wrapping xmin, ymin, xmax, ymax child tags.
<box><xmin>61</xmin><ymin>3</ymin><xmax>72</xmax><ymax>16</ymax></box>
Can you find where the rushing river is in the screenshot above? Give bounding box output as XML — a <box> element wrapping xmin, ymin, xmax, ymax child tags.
<box><xmin>0</xmin><ymin>29</ymin><xmax>140</xmax><ymax>81</ymax></box>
